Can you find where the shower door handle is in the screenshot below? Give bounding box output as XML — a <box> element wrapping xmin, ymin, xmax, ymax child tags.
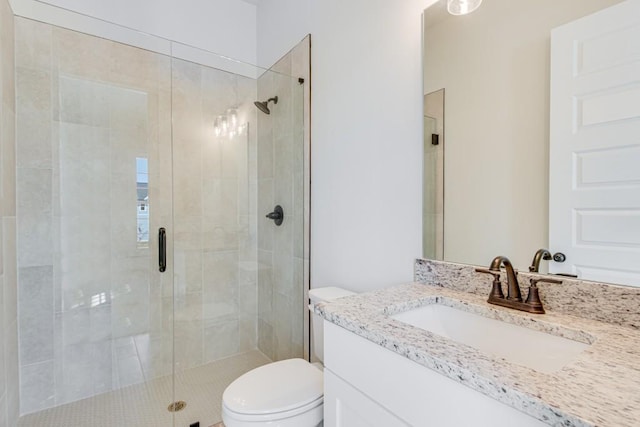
<box><xmin>158</xmin><ymin>228</ymin><xmax>166</xmax><ymax>273</ymax></box>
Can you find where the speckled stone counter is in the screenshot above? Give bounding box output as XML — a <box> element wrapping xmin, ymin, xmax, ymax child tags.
<box><xmin>314</xmin><ymin>283</ymin><xmax>640</xmax><ymax>427</ymax></box>
<box><xmin>415</xmin><ymin>259</ymin><xmax>640</xmax><ymax>329</ymax></box>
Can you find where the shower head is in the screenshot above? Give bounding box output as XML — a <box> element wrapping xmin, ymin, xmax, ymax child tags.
<box><xmin>254</xmin><ymin>96</ymin><xmax>278</xmax><ymax>115</ymax></box>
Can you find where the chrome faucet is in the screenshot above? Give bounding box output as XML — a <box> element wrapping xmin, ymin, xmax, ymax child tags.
<box><xmin>476</xmin><ymin>255</ymin><xmax>563</xmax><ymax>314</ymax></box>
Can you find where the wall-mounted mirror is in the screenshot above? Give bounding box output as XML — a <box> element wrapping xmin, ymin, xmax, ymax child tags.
<box><xmin>422</xmin><ymin>0</ymin><xmax>640</xmax><ymax>286</ymax></box>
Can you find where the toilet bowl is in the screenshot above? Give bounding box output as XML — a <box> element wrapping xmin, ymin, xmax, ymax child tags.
<box><xmin>221</xmin><ymin>287</ymin><xmax>355</xmax><ymax>427</ymax></box>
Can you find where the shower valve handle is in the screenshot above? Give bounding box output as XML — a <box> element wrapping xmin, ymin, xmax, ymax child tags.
<box><xmin>266</xmin><ymin>205</ymin><xmax>284</xmax><ymax>226</ymax></box>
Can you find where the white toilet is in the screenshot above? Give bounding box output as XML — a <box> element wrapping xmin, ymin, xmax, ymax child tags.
<box><xmin>221</xmin><ymin>287</ymin><xmax>355</xmax><ymax>427</ymax></box>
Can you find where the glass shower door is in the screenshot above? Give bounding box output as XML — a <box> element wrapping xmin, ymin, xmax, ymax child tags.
<box><xmin>15</xmin><ymin>19</ymin><xmax>177</xmax><ymax>426</ymax></box>
<box><xmin>53</xmin><ymin>41</ymin><xmax>176</xmax><ymax>426</ymax></box>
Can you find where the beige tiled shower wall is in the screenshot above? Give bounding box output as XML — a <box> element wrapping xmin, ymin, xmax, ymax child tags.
<box><xmin>256</xmin><ymin>36</ymin><xmax>310</xmax><ymax>361</ymax></box>
<box><xmin>14</xmin><ymin>17</ymin><xmax>259</xmax><ymax>415</ymax></box>
<box><xmin>0</xmin><ymin>0</ymin><xmax>19</xmax><ymax>425</ymax></box>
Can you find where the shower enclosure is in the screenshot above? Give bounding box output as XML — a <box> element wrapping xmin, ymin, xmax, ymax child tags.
<box><xmin>13</xmin><ymin>11</ymin><xmax>309</xmax><ymax>427</ymax></box>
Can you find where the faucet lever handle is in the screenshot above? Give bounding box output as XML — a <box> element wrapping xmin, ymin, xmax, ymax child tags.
<box><xmin>475</xmin><ymin>268</ymin><xmax>504</xmax><ymax>299</ymax></box>
<box><xmin>475</xmin><ymin>267</ymin><xmax>500</xmax><ymax>278</ymax></box>
<box><xmin>530</xmin><ymin>277</ymin><xmax>563</xmax><ymax>287</ymax></box>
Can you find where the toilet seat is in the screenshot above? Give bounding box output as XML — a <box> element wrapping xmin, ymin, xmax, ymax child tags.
<box><xmin>223</xmin><ymin>395</ymin><xmax>323</xmax><ymax>423</ymax></box>
<box><xmin>222</xmin><ymin>358</ymin><xmax>323</xmax><ymax>421</ymax></box>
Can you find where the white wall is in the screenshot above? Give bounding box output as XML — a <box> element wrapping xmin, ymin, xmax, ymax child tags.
<box><xmin>258</xmin><ymin>0</ymin><xmax>438</xmax><ymax>292</ymax></box>
<box><xmin>256</xmin><ymin>0</ymin><xmax>309</xmax><ymax>67</ymax></box>
<box><xmin>10</xmin><ymin>0</ymin><xmax>257</xmax><ymax>66</ymax></box>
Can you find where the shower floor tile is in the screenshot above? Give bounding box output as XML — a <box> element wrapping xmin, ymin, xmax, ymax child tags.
<box><xmin>17</xmin><ymin>350</ymin><xmax>271</xmax><ymax>427</ymax></box>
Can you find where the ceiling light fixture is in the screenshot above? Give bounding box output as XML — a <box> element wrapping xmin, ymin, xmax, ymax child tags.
<box><xmin>447</xmin><ymin>0</ymin><xmax>483</xmax><ymax>16</ymax></box>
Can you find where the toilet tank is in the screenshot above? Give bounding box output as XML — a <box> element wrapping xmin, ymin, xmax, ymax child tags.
<box><xmin>308</xmin><ymin>287</ymin><xmax>356</xmax><ymax>363</ymax></box>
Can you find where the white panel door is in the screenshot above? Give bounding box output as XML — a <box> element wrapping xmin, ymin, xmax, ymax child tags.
<box><xmin>549</xmin><ymin>0</ymin><xmax>640</xmax><ymax>286</ymax></box>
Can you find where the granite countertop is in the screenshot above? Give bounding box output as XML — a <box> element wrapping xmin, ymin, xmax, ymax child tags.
<box><xmin>314</xmin><ymin>283</ymin><xmax>640</xmax><ymax>427</ymax></box>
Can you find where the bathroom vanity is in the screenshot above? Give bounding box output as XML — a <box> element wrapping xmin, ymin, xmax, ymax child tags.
<box><xmin>316</xmin><ymin>260</ymin><xmax>640</xmax><ymax>427</ymax></box>
<box><xmin>322</xmin><ymin>314</ymin><xmax>547</xmax><ymax>426</ymax></box>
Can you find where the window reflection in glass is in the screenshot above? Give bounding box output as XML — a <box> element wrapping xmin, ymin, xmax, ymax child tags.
<box><xmin>136</xmin><ymin>157</ymin><xmax>149</xmax><ymax>244</ymax></box>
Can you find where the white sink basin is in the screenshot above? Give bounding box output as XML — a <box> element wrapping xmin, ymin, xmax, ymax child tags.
<box><xmin>391</xmin><ymin>303</ymin><xmax>590</xmax><ymax>373</ymax></box>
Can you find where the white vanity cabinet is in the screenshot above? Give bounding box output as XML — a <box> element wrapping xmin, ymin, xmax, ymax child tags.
<box><xmin>324</xmin><ymin>370</ymin><xmax>408</xmax><ymax>426</ymax></box>
<box><xmin>323</xmin><ymin>321</ymin><xmax>548</xmax><ymax>427</ymax></box>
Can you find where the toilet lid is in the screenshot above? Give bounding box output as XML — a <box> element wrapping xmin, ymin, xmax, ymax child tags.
<box><xmin>223</xmin><ymin>358</ymin><xmax>323</xmax><ymax>415</ymax></box>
